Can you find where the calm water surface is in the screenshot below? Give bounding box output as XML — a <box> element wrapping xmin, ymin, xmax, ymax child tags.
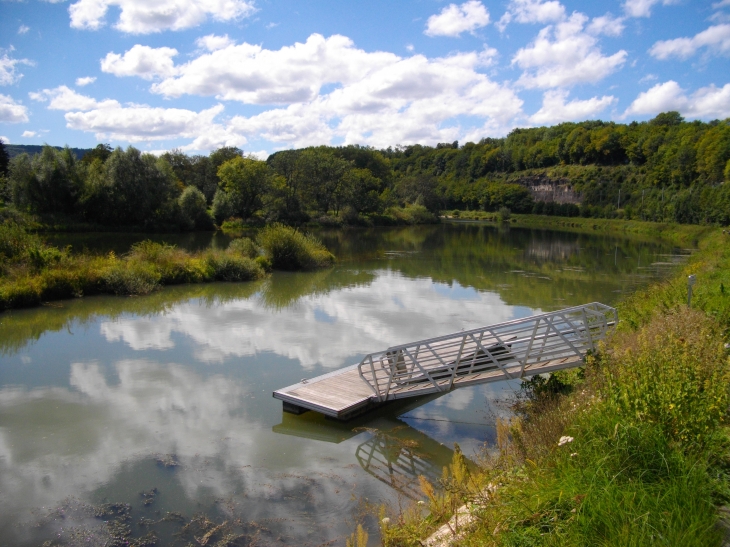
<box><xmin>0</xmin><ymin>223</ymin><xmax>687</xmax><ymax>546</ymax></box>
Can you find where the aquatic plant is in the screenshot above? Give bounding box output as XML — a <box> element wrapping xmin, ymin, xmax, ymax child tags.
<box><xmin>257</xmin><ymin>223</ymin><xmax>334</xmax><ymax>271</ymax></box>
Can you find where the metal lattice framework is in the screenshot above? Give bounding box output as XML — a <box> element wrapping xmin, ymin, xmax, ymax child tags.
<box><xmin>357</xmin><ymin>302</ymin><xmax>617</xmax><ymax>402</ymax></box>
<box><xmin>355</xmin><ymin>434</ymin><xmax>442</xmax><ymax>501</ymax></box>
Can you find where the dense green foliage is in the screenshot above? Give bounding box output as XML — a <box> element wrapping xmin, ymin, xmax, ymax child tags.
<box><xmin>381</xmin><ymin>113</ymin><xmax>730</xmax><ymax>223</ymax></box>
<box><xmin>3</xmin><ymin>112</ymin><xmax>729</xmax><ymax>229</ymax></box>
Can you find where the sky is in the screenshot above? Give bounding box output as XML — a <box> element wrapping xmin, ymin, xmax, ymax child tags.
<box><xmin>0</xmin><ymin>0</ymin><xmax>729</xmax><ymax>157</ymax></box>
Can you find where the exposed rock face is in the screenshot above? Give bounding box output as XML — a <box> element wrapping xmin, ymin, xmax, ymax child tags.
<box><xmin>513</xmin><ymin>173</ymin><xmax>581</xmax><ymax>204</ymax></box>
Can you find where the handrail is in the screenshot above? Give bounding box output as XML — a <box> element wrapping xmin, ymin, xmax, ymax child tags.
<box><xmin>357</xmin><ymin>302</ymin><xmax>617</xmax><ymax>402</ymax></box>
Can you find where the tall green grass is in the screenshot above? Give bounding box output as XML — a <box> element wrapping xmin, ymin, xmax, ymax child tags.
<box><xmin>0</xmin><ymin>232</ymin><xmax>266</xmax><ymax>309</ymax></box>
<box><xmin>0</xmin><ymin>219</ymin><xmax>340</xmax><ymax>309</ymax></box>
<box><xmin>257</xmin><ymin>223</ymin><xmax>334</xmax><ymax>271</ymax></box>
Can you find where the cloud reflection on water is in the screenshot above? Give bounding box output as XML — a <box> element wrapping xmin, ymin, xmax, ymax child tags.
<box><xmin>100</xmin><ymin>271</ymin><xmax>523</xmax><ymax>368</ymax></box>
<box><xmin>0</xmin><ymin>358</ymin><xmax>391</xmax><ymax>544</ymax></box>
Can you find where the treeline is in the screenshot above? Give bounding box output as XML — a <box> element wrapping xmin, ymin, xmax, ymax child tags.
<box><xmin>0</xmin><ymin>142</ymin><xmax>438</xmax><ymax>230</ymax></box>
<box><xmin>1</xmin><ymin>111</ymin><xmax>729</xmax><ymax>229</ymax></box>
<box><xmin>384</xmin><ymin>111</ymin><xmax>730</xmax><ymax>224</ymax></box>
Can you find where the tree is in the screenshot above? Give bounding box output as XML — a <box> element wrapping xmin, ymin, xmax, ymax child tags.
<box><xmin>178</xmin><ymin>186</ymin><xmax>213</xmax><ymax>230</ymax></box>
<box><xmin>217</xmin><ymin>156</ymin><xmax>269</xmax><ymax>219</ymax></box>
<box><xmin>81</xmin><ymin>146</ymin><xmax>178</xmax><ymax>226</ymax></box>
<box><xmin>395</xmin><ymin>174</ymin><xmax>441</xmax><ymax>213</ymax></box>
<box><xmin>8</xmin><ymin>146</ymin><xmax>81</xmax><ymax>214</ymax></box>
<box><xmin>80</xmin><ymin>143</ymin><xmax>113</xmax><ymax>165</ymax></box>
<box><xmin>0</xmin><ymin>138</ymin><xmax>9</xmax><ymax>177</ymax></box>
<box><xmin>297</xmin><ymin>147</ymin><xmax>350</xmax><ymax>215</ymax></box>
<box><xmin>649</xmin><ymin>111</ymin><xmax>684</xmax><ymax>126</ymax></box>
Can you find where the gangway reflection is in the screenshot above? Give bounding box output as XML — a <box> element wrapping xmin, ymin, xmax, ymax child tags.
<box><xmin>272</xmin><ymin>393</ymin><xmax>466</xmax><ymax>500</ymax></box>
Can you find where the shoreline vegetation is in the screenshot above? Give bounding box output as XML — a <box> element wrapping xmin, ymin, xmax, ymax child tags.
<box><xmin>0</xmin><ymin>222</ymin><xmax>333</xmax><ymax>310</ymax></box>
<box><xmin>375</xmin><ymin>226</ymin><xmax>730</xmax><ymax>546</ymax></box>
<box><xmin>444</xmin><ymin>211</ymin><xmax>713</xmax><ymax>247</ymax></box>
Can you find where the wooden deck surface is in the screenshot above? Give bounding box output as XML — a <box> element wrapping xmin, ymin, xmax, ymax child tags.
<box><xmin>273</xmin><ymin>356</ymin><xmax>581</xmax><ymax>419</ymax></box>
<box><xmin>274</xmin><ymin>365</ymin><xmax>375</xmax><ymax>418</ymax></box>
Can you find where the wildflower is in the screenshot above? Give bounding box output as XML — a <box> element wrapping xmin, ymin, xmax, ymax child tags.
<box><xmin>417</xmin><ymin>501</ymin><xmax>425</xmax><ymax>506</ymax></box>
<box><xmin>558</xmin><ymin>435</ymin><xmax>574</xmax><ymax>446</ymax></box>
<box><xmin>570</xmin><ymin>453</ymin><xmax>578</xmax><ymax>457</ymax></box>
<box><xmin>381</xmin><ymin>518</ymin><xmax>390</xmax><ymax>526</ymax></box>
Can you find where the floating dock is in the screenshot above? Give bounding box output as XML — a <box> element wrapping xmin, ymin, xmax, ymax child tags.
<box><xmin>273</xmin><ymin>302</ymin><xmax>617</xmax><ymax>420</ymax></box>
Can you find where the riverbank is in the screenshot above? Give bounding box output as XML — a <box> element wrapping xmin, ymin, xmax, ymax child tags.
<box><xmin>0</xmin><ymin>223</ymin><xmax>334</xmax><ymax>310</ymax></box>
<box><xmin>443</xmin><ymin>210</ymin><xmax>713</xmax><ymax>247</ymax></box>
<box><xmin>381</xmin><ymin>227</ymin><xmax>730</xmax><ymax>546</ymax></box>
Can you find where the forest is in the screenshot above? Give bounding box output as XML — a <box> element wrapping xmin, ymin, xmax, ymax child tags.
<box><xmin>1</xmin><ymin>111</ymin><xmax>729</xmax><ymax>229</ymax></box>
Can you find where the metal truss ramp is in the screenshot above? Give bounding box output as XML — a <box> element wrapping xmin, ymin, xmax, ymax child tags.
<box><xmin>273</xmin><ymin>302</ymin><xmax>617</xmax><ymax>420</ymax></box>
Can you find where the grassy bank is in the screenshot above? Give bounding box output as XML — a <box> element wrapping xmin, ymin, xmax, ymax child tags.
<box><xmin>444</xmin><ymin>210</ymin><xmax>713</xmax><ymax>247</ymax></box>
<box><xmin>0</xmin><ymin>223</ymin><xmax>334</xmax><ymax>310</ymax></box>
<box><xmin>380</xmin><ymin>227</ymin><xmax>730</xmax><ymax>546</ymax></box>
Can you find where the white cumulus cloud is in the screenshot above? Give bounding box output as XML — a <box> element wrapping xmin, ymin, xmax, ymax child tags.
<box><xmin>68</xmin><ymin>0</ymin><xmax>256</xmax><ymax>34</ymax></box>
<box><xmin>75</xmin><ymin>76</ymin><xmax>97</xmax><ymax>86</ymax></box>
<box><xmin>30</xmin><ymin>85</ymin><xmax>117</xmax><ymax>111</ymax></box>
<box><xmin>101</xmin><ymin>45</ymin><xmax>179</xmax><ymax>80</ymax></box>
<box><xmin>529</xmin><ymin>89</ymin><xmax>616</xmax><ymax>124</ymax></box>
<box><xmin>513</xmin><ymin>13</ymin><xmax>627</xmax><ymax>88</ymax></box>
<box><xmin>649</xmin><ymin>24</ymin><xmax>730</xmax><ymax>60</ymax></box>
<box><xmin>222</xmin><ymin>48</ymin><xmax>520</xmax><ymax>149</ymax></box>
<box><xmin>623</xmin><ymin>0</ymin><xmax>678</xmax><ymax>18</ymax></box>
<box><xmin>587</xmin><ymin>14</ymin><xmax>625</xmax><ymax>37</ymax></box>
<box><xmin>0</xmin><ymin>94</ymin><xmax>29</xmax><ymax>123</ymax></box>
<box><xmin>624</xmin><ymin>80</ymin><xmax>730</xmax><ymax>119</ymax></box>
<box><xmin>497</xmin><ymin>0</ymin><xmax>566</xmax><ymax>31</ymax></box>
<box><xmin>18</xmin><ymin>25</ymin><xmax>30</xmax><ymax>35</ymax></box>
<box><xmin>21</xmin><ymin>130</ymin><xmax>37</xmax><ymax>137</ymax></box>
<box><xmin>195</xmin><ymin>34</ymin><xmax>235</xmax><ymax>51</ymax></box>
<box><xmin>65</xmin><ymin>102</ymin><xmax>246</xmax><ymax>150</ymax></box>
<box><xmin>149</xmin><ymin>34</ymin><xmax>398</xmax><ymax>104</ymax></box>
<box><xmin>0</xmin><ymin>54</ymin><xmax>33</xmax><ymax>86</ymax></box>
<box><xmin>424</xmin><ymin>0</ymin><xmax>490</xmax><ymax>37</ymax></box>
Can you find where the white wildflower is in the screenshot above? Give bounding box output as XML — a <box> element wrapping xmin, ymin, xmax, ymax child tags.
<box><xmin>558</xmin><ymin>435</ymin><xmax>574</xmax><ymax>446</ymax></box>
<box><xmin>382</xmin><ymin>517</ymin><xmax>391</xmax><ymax>526</ymax></box>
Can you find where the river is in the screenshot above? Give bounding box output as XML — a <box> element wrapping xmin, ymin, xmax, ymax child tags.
<box><xmin>0</xmin><ymin>222</ymin><xmax>688</xmax><ymax>546</ymax></box>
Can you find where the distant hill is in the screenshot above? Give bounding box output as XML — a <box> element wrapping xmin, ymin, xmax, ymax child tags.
<box><xmin>5</xmin><ymin>144</ymin><xmax>94</xmax><ymax>160</ymax></box>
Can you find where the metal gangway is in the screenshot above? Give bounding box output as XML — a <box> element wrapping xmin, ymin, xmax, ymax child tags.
<box><xmin>273</xmin><ymin>302</ymin><xmax>617</xmax><ymax>419</ymax></box>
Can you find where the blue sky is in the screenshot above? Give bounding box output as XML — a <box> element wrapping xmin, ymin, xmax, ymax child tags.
<box><xmin>1</xmin><ymin>0</ymin><xmax>729</xmax><ymax>156</ymax></box>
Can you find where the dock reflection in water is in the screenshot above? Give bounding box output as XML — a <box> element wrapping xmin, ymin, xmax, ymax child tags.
<box><xmin>272</xmin><ymin>394</ymin><xmax>472</xmax><ymax>502</ymax></box>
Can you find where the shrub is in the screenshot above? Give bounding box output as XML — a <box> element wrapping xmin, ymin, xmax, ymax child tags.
<box><xmin>602</xmin><ymin>309</ymin><xmax>730</xmax><ymax>445</ymax></box>
<box><xmin>257</xmin><ymin>224</ymin><xmax>334</xmax><ymax>271</ymax></box>
<box><xmin>383</xmin><ymin>204</ymin><xmax>438</xmax><ymax>225</ymax></box>
<box><xmin>205</xmin><ymin>252</ymin><xmax>263</xmax><ymax>282</ymax></box>
<box><xmin>102</xmin><ymin>261</ymin><xmax>161</xmax><ymax>295</ymax></box>
<box><xmin>227</xmin><ymin>237</ymin><xmax>260</xmax><ymax>259</ymax></box>
<box><xmin>498</xmin><ymin>206</ymin><xmax>511</xmax><ymax>222</ymax></box>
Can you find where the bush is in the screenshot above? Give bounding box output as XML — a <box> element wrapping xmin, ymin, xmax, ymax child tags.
<box><xmin>102</xmin><ymin>261</ymin><xmax>161</xmax><ymax>295</ymax></box>
<box><xmin>228</xmin><ymin>237</ymin><xmax>260</xmax><ymax>259</ymax></box>
<box><xmin>257</xmin><ymin>223</ymin><xmax>334</xmax><ymax>271</ymax></box>
<box><xmin>383</xmin><ymin>204</ymin><xmax>438</xmax><ymax>225</ymax></box>
<box><xmin>205</xmin><ymin>252</ymin><xmax>263</xmax><ymax>282</ymax></box>
<box><xmin>498</xmin><ymin>206</ymin><xmax>511</xmax><ymax>222</ymax></box>
<box><xmin>0</xmin><ymin>222</ymin><xmax>39</xmax><ymax>264</ymax></box>
<box><xmin>602</xmin><ymin>309</ymin><xmax>730</xmax><ymax>445</ymax></box>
